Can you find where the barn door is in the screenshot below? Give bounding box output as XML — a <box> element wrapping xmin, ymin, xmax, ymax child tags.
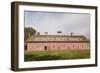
<box><xmin>44</xmin><ymin>46</ymin><xmax>47</xmax><ymax>51</ymax></box>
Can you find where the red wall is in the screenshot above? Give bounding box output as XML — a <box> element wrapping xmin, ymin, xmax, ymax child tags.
<box><xmin>26</xmin><ymin>42</ymin><xmax>89</xmax><ymax>51</ymax></box>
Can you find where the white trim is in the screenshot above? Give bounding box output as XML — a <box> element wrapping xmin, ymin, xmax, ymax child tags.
<box><xmin>18</xmin><ymin>5</ymin><xmax>96</xmax><ymax>68</ymax></box>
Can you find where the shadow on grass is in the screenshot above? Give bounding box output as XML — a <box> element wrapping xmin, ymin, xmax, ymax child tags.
<box><xmin>24</xmin><ymin>54</ymin><xmax>63</xmax><ymax>61</ymax></box>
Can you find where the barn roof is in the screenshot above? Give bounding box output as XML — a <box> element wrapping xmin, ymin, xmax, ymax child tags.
<box><xmin>25</xmin><ymin>35</ymin><xmax>89</xmax><ymax>43</ymax></box>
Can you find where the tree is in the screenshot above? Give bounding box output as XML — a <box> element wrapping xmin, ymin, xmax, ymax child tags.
<box><xmin>24</xmin><ymin>27</ymin><xmax>36</xmax><ymax>41</ymax></box>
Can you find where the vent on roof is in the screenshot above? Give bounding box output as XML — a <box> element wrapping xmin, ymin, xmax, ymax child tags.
<box><xmin>44</xmin><ymin>32</ymin><xmax>48</xmax><ymax>35</ymax></box>
<box><xmin>57</xmin><ymin>31</ymin><xmax>62</xmax><ymax>35</ymax></box>
<box><xmin>71</xmin><ymin>32</ymin><xmax>74</xmax><ymax>36</ymax></box>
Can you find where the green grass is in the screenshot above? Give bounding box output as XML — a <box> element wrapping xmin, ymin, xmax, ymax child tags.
<box><xmin>24</xmin><ymin>49</ymin><xmax>90</xmax><ymax>61</ymax></box>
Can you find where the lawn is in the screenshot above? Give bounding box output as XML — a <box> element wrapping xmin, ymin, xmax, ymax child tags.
<box><xmin>24</xmin><ymin>49</ymin><xmax>90</xmax><ymax>61</ymax></box>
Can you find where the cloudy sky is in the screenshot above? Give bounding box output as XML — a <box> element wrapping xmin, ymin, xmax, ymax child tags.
<box><xmin>24</xmin><ymin>11</ymin><xmax>90</xmax><ymax>39</ymax></box>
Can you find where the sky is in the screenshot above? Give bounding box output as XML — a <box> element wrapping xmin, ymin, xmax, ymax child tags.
<box><xmin>24</xmin><ymin>11</ymin><xmax>90</xmax><ymax>39</ymax></box>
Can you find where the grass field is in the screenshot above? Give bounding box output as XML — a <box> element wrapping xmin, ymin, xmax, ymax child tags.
<box><xmin>24</xmin><ymin>49</ymin><xmax>90</xmax><ymax>61</ymax></box>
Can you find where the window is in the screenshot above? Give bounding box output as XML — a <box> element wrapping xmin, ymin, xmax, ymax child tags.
<box><xmin>82</xmin><ymin>45</ymin><xmax>83</xmax><ymax>48</ymax></box>
<box><xmin>53</xmin><ymin>46</ymin><xmax>55</xmax><ymax>48</ymax></box>
<box><xmin>73</xmin><ymin>45</ymin><xmax>74</xmax><ymax>48</ymax></box>
<box><xmin>37</xmin><ymin>46</ymin><xmax>39</xmax><ymax>48</ymax></box>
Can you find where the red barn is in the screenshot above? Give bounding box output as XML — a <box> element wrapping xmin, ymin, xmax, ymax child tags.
<box><xmin>25</xmin><ymin>35</ymin><xmax>90</xmax><ymax>51</ymax></box>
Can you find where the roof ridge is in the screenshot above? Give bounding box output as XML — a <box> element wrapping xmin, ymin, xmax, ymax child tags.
<box><xmin>26</xmin><ymin>34</ymin><xmax>89</xmax><ymax>42</ymax></box>
<box><xmin>29</xmin><ymin>35</ymin><xmax>86</xmax><ymax>36</ymax></box>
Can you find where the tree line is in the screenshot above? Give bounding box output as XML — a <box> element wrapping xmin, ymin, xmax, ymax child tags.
<box><xmin>24</xmin><ymin>27</ymin><xmax>36</xmax><ymax>41</ymax></box>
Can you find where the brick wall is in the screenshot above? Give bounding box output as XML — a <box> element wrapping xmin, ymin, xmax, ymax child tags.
<box><xmin>26</xmin><ymin>42</ymin><xmax>89</xmax><ymax>51</ymax></box>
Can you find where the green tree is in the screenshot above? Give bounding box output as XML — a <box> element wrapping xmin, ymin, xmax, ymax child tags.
<box><xmin>24</xmin><ymin>27</ymin><xmax>36</xmax><ymax>41</ymax></box>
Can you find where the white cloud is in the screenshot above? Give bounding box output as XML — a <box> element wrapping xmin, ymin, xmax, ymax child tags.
<box><xmin>25</xmin><ymin>11</ymin><xmax>90</xmax><ymax>38</ymax></box>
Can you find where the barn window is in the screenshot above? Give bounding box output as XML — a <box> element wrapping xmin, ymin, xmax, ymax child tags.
<box><xmin>73</xmin><ymin>45</ymin><xmax>74</xmax><ymax>48</ymax></box>
<box><xmin>53</xmin><ymin>46</ymin><xmax>55</xmax><ymax>48</ymax></box>
<box><xmin>66</xmin><ymin>38</ymin><xmax>69</xmax><ymax>41</ymax></box>
<box><xmin>82</xmin><ymin>45</ymin><xmax>83</xmax><ymax>48</ymax></box>
<box><xmin>67</xmin><ymin>46</ymin><xmax>70</xmax><ymax>49</ymax></box>
<box><xmin>38</xmin><ymin>38</ymin><xmax>41</xmax><ymax>40</ymax></box>
<box><xmin>77</xmin><ymin>46</ymin><xmax>79</xmax><ymax>49</ymax></box>
<box><xmin>37</xmin><ymin>46</ymin><xmax>39</xmax><ymax>48</ymax></box>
